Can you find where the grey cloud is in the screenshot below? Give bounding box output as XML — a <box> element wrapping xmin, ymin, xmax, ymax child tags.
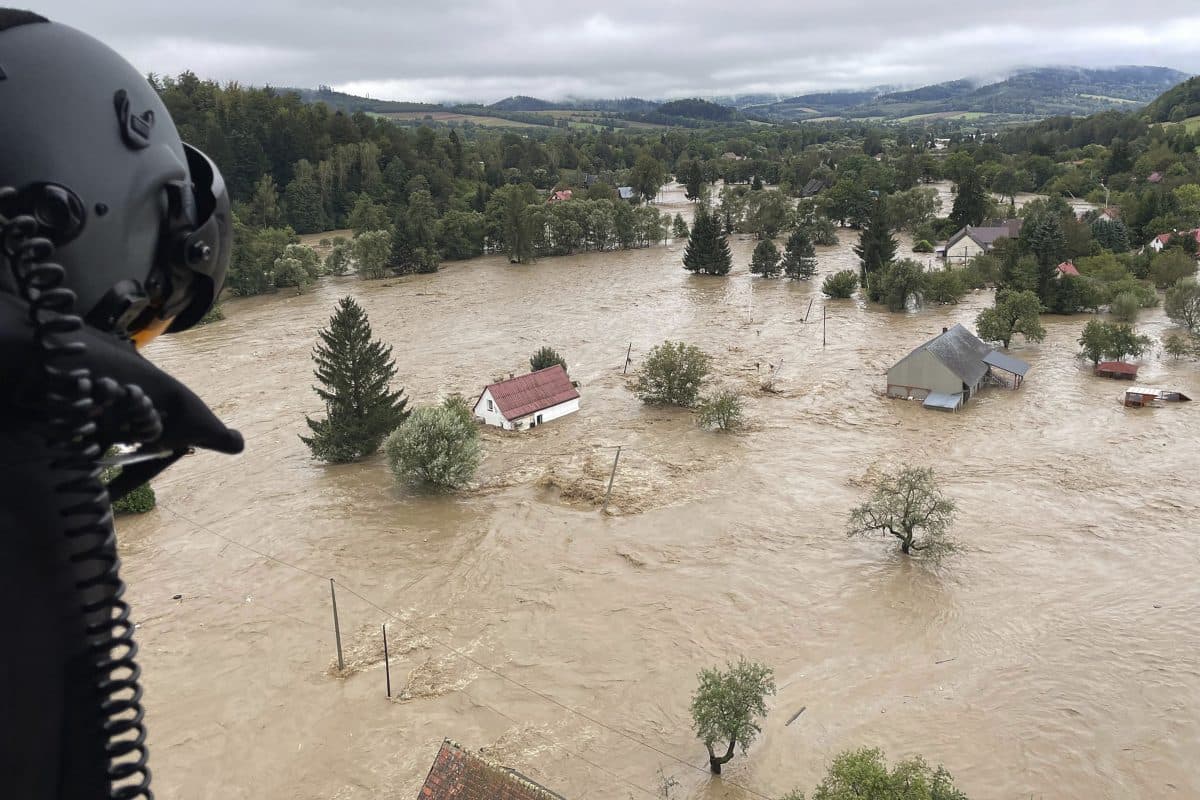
<box><xmin>37</xmin><ymin>1</ymin><xmax>1200</xmax><ymax>102</ymax></box>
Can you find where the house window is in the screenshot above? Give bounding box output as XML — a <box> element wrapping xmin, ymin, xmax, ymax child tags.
<box><xmin>487</xmin><ymin>399</ymin><xmax>493</xmax><ymax>412</ymax></box>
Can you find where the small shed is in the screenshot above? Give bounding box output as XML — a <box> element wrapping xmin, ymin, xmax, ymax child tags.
<box><xmin>1125</xmin><ymin>387</ymin><xmax>1160</xmax><ymax>407</ymax></box>
<box><xmin>1125</xmin><ymin>386</ymin><xmax>1192</xmax><ymax>407</ymax></box>
<box><xmin>1096</xmin><ymin>361</ymin><xmax>1138</xmax><ymax>380</ymax></box>
<box><xmin>616</xmin><ymin>186</ymin><xmax>636</xmax><ymax>202</ymax></box>
<box><xmin>473</xmin><ymin>365</ymin><xmax>580</xmax><ymax>431</ymax></box>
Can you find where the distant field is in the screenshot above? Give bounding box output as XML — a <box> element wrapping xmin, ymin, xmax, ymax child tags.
<box><xmin>380</xmin><ymin>111</ymin><xmax>545</xmax><ymax>129</ymax></box>
<box><xmin>1079</xmin><ymin>93</ymin><xmax>1138</xmax><ymax>104</ymax></box>
<box><xmin>298</xmin><ymin>229</ymin><xmax>352</xmax><ymax>257</ymax></box>
<box><xmin>895</xmin><ymin>110</ymin><xmax>993</xmax><ymax>122</ymax></box>
<box><xmin>530</xmin><ymin>110</ymin><xmax>667</xmax><ymax>130</ymax></box>
<box><xmin>1184</xmin><ymin>116</ymin><xmax>1200</xmax><ymax>133</ymax></box>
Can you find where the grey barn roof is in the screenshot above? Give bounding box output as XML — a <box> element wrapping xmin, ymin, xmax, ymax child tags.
<box><xmin>983</xmin><ymin>350</ymin><xmax>1030</xmax><ymax>377</ymax></box>
<box><xmin>907</xmin><ymin>323</ymin><xmax>993</xmax><ymax>386</ymax></box>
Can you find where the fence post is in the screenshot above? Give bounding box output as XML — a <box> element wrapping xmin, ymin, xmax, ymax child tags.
<box><xmin>382</xmin><ymin>624</ymin><xmax>391</xmax><ymax>698</ymax></box>
<box><xmin>622</xmin><ymin>343</ymin><xmax>633</xmax><ymax>374</ymax></box>
<box><xmin>602</xmin><ymin>446</ymin><xmax>622</xmax><ymax>514</ymax></box>
<box><xmin>823</xmin><ymin>306</ymin><xmax>827</xmax><ymax>348</ymax></box>
<box><xmin>330</xmin><ymin>578</ymin><xmax>344</xmax><ymax>671</ymax></box>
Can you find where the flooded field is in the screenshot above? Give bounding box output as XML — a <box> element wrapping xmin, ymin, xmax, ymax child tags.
<box><xmin>122</xmin><ymin>184</ymin><xmax>1199</xmax><ymax>800</ymax></box>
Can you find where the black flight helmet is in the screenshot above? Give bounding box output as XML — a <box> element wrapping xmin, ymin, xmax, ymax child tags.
<box><xmin>0</xmin><ymin>9</ymin><xmax>231</xmax><ymax>343</ymax></box>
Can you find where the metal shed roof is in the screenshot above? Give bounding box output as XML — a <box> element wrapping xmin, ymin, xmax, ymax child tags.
<box><xmin>921</xmin><ymin>324</ymin><xmax>992</xmax><ymax>386</ymax></box>
<box><xmin>983</xmin><ymin>350</ymin><xmax>1030</xmax><ymax>377</ymax></box>
<box><xmin>923</xmin><ymin>392</ymin><xmax>963</xmax><ymax>411</ymax></box>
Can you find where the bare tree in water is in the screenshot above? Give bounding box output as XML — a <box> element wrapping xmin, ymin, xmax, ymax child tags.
<box><xmin>690</xmin><ymin>658</ymin><xmax>775</xmax><ymax>774</ymax></box>
<box><xmin>848</xmin><ymin>466</ymin><xmax>957</xmax><ymax>558</ymax></box>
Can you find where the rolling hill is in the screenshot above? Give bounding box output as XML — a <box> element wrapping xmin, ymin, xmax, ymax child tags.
<box><xmin>750</xmin><ymin>66</ymin><xmax>1191</xmax><ymax>121</ymax></box>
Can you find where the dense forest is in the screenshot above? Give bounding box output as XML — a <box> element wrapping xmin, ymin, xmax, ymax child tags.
<box><xmin>155</xmin><ymin>71</ymin><xmax>1200</xmax><ymax>343</ymax></box>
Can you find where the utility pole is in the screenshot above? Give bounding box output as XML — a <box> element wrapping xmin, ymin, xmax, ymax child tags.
<box><xmin>602</xmin><ymin>446</ymin><xmax>622</xmax><ymax>514</ymax></box>
<box><xmin>330</xmin><ymin>579</ymin><xmax>344</xmax><ymax>672</ymax></box>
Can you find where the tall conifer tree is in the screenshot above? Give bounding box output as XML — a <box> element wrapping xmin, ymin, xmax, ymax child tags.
<box><xmin>854</xmin><ymin>197</ymin><xmax>897</xmax><ymax>282</ymax></box>
<box><xmin>683</xmin><ymin>207</ymin><xmax>733</xmax><ymax>275</ymax></box>
<box><xmin>302</xmin><ymin>297</ymin><xmax>410</xmax><ymax>463</ymax></box>
<box><xmin>781</xmin><ymin>229</ymin><xmax>817</xmax><ymax>279</ymax></box>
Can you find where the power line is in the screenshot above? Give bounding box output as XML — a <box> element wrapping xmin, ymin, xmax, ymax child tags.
<box><xmin>158</xmin><ymin>505</ymin><xmax>327</xmax><ymax>581</ymax></box>
<box><xmin>155</xmin><ymin>506</ymin><xmax>774</xmax><ymax>800</ymax></box>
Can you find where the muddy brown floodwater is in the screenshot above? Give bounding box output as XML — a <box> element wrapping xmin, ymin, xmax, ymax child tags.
<box><xmin>121</xmin><ymin>183</ymin><xmax>1200</xmax><ymax>800</ymax></box>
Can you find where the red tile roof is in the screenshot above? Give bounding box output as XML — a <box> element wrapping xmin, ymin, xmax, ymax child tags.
<box><xmin>417</xmin><ymin>741</ymin><xmax>565</xmax><ymax>800</ymax></box>
<box><xmin>1148</xmin><ymin>172</ymin><xmax>1163</xmax><ymax>183</ymax></box>
<box><xmin>549</xmin><ymin>190</ymin><xmax>573</xmax><ymax>202</ymax></box>
<box><xmin>1057</xmin><ymin>261</ymin><xmax>1080</xmax><ymax>277</ymax></box>
<box><xmin>483</xmin><ymin>365</ymin><xmax>579</xmax><ymax>421</ymax></box>
<box><xmin>1097</xmin><ymin>361</ymin><xmax>1138</xmax><ymax>376</ymax></box>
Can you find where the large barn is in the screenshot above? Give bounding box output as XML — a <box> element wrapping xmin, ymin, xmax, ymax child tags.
<box><xmin>473</xmin><ymin>365</ymin><xmax>580</xmax><ymax>431</ymax></box>
<box><xmin>887</xmin><ymin>324</ymin><xmax>1029</xmax><ymax>411</ymax></box>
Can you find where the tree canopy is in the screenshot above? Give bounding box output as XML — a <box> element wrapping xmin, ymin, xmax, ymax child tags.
<box><xmin>690</xmin><ymin>658</ymin><xmax>776</xmax><ymax>774</ymax></box>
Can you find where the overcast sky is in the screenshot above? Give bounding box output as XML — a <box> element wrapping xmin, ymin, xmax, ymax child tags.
<box><xmin>38</xmin><ymin>2</ymin><xmax>1200</xmax><ymax>103</ymax></box>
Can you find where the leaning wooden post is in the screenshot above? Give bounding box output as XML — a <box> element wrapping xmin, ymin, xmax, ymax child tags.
<box><xmin>823</xmin><ymin>306</ymin><xmax>827</xmax><ymax>348</ymax></box>
<box><xmin>622</xmin><ymin>343</ymin><xmax>632</xmax><ymax>374</ymax></box>
<box><xmin>330</xmin><ymin>578</ymin><xmax>344</xmax><ymax>671</ymax></box>
<box><xmin>804</xmin><ymin>298</ymin><xmax>814</xmax><ymax>323</ymax></box>
<box><xmin>382</xmin><ymin>624</ymin><xmax>391</xmax><ymax>698</ymax></box>
<box><xmin>602</xmin><ymin>446</ymin><xmax>622</xmax><ymax>513</ymax></box>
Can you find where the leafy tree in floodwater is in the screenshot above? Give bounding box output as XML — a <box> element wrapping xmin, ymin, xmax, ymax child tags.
<box><xmin>690</xmin><ymin>657</ymin><xmax>775</xmax><ymax>774</ymax></box>
<box><xmin>529</xmin><ymin>346</ymin><xmax>567</xmax><ymax>372</ymax></box>
<box><xmin>780</xmin><ymin>747</ymin><xmax>968</xmax><ymax>800</ymax></box>
<box><xmin>848</xmin><ymin>466</ymin><xmax>957</xmax><ymax>559</ymax></box>
<box><xmin>302</xmin><ymin>297</ymin><xmax>410</xmax><ymax>463</ymax></box>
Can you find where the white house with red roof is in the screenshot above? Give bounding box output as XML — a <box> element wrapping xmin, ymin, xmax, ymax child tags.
<box><xmin>1148</xmin><ymin>229</ymin><xmax>1200</xmax><ymax>253</ymax></box>
<box><xmin>1056</xmin><ymin>260</ymin><xmax>1080</xmax><ymax>278</ymax></box>
<box><xmin>473</xmin><ymin>365</ymin><xmax>580</xmax><ymax>430</ymax></box>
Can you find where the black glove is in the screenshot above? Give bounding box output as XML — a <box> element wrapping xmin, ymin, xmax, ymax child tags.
<box><xmin>0</xmin><ymin>292</ymin><xmax>243</xmax><ymax>496</ymax></box>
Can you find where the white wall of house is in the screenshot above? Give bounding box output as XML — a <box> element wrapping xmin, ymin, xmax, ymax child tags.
<box><xmin>944</xmin><ymin>236</ymin><xmax>985</xmax><ymax>264</ymax></box>
<box><xmin>510</xmin><ymin>397</ymin><xmax>580</xmax><ymax>430</ymax></box>
<box><xmin>473</xmin><ymin>389</ymin><xmax>511</xmax><ymax>429</ymax></box>
<box><xmin>473</xmin><ymin>392</ymin><xmax>580</xmax><ymax>431</ymax></box>
<box><xmin>1148</xmin><ymin>238</ymin><xmax>1167</xmax><ymax>253</ymax></box>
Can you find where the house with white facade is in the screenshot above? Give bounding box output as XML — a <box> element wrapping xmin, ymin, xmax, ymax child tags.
<box><xmin>473</xmin><ymin>365</ymin><xmax>580</xmax><ymax>430</ymax></box>
<box><xmin>937</xmin><ymin>219</ymin><xmax>1024</xmax><ymax>263</ymax></box>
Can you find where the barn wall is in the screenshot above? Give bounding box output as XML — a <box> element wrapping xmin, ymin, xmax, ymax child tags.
<box><xmin>887</xmin><ymin>349</ymin><xmax>962</xmax><ymax>399</ymax></box>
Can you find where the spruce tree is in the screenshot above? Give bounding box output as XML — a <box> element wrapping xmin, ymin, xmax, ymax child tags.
<box><xmin>853</xmin><ymin>197</ymin><xmax>897</xmax><ymax>282</ymax></box>
<box><xmin>750</xmin><ymin>238</ymin><xmax>781</xmax><ymax>277</ymax></box>
<box><xmin>781</xmin><ymin>229</ymin><xmax>818</xmax><ymax>280</ymax></box>
<box><xmin>683</xmin><ymin>207</ymin><xmax>732</xmax><ymax>276</ymax></box>
<box><xmin>302</xmin><ymin>297</ymin><xmax>410</xmax><ymax>463</ymax></box>
<box><xmin>672</xmin><ymin>213</ymin><xmax>689</xmax><ymax>239</ymax></box>
<box><xmin>949</xmin><ymin>168</ymin><xmax>990</xmax><ymax>229</ymax></box>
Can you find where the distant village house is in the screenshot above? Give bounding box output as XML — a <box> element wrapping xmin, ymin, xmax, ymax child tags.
<box><xmin>548</xmin><ymin>189</ymin><xmax>573</xmax><ymax>203</ymax></box>
<box><xmin>417</xmin><ymin>740</ymin><xmax>567</xmax><ymax>800</ymax></box>
<box><xmin>1147</xmin><ymin>229</ymin><xmax>1200</xmax><ymax>253</ymax></box>
<box><xmin>473</xmin><ymin>365</ymin><xmax>580</xmax><ymax>431</ymax></box>
<box><xmin>886</xmin><ymin>324</ymin><xmax>1030</xmax><ymax>411</ymax></box>
<box><xmin>616</xmin><ymin>186</ymin><xmax>637</xmax><ymax>202</ymax></box>
<box><xmin>1056</xmin><ymin>260</ymin><xmax>1080</xmax><ymax>278</ymax></box>
<box><xmin>937</xmin><ymin>220</ymin><xmax>1023</xmax><ymax>263</ymax></box>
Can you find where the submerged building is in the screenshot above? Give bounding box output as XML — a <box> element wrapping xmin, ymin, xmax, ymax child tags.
<box><xmin>887</xmin><ymin>324</ymin><xmax>1030</xmax><ymax>411</ymax></box>
<box><xmin>473</xmin><ymin>365</ymin><xmax>580</xmax><ymax>431</ymax></box>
